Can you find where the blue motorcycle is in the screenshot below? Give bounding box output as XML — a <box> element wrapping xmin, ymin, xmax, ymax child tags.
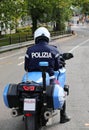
<box><xmin>3</xmin><ymin>53</ymin><xmax>73</xmax><ymax>130</ymax></box>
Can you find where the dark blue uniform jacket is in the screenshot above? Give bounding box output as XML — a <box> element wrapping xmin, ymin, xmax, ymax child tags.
<box><xmin>24</xmin><ymin>40</ymin><xmax>61</xmax><ymax>76</ymax></box>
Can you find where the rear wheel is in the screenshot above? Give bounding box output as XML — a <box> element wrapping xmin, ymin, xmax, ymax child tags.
<box><xmin>24</xmin><ymin>114</ymin><xmax>40</xmax><ymax>130</ymax></box>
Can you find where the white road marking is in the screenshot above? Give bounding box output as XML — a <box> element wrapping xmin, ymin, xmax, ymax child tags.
<box><xmin>19</xmin><ymin>56</ymin><xmax>24</xmax><ymax>59</ymax></box>
<box><xmin>69</xmin><ymin>38</ymin><xmax>89</xmax><ymax>52</ymax></box>
<box><xmin>18</xmin><ymin>61</ymin><xmax>24</xmax><ymax>66</ymax></box>
<box><xmin>0</xmin><ymin>52</ymin><xmax>24</xmax><ymax>60</ymax></box>
<box><xmin>18</xmin><ymin>56</ymin><xmax>24</xmax><ymax>66</ymax></box>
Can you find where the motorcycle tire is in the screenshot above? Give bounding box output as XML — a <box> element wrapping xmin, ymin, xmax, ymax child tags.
<box><xmin>24</xmin><ymin>115</ymin><xmax>39</xmax><ymax>130</ymax></box>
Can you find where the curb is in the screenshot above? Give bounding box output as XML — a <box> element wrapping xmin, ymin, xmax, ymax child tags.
<box><xmin>0</xmin><ymin>33</ymin><xmax>73</xmax><ymax>53</ymax></box>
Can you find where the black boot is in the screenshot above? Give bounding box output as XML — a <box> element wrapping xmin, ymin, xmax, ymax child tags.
<box><xmin>60</xmin><ymin>101</ymin><xmax>71</xmax><ymax>123</ymax></box>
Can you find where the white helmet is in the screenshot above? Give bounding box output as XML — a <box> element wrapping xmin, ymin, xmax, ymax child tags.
<box><xmin>34</xmin><ymin>27</ymin><xmax>50</xmax><ymax>42</ymax></box>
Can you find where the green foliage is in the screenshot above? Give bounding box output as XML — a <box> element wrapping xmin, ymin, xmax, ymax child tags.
<box><xmin>72</xmin><ymin>0</ymin><xmax>89</xmax><ymax>14</ymax></box>
<box><xmin>51</xmin><ymin>0</ymin><xmax>73</xmax><ymax>31</ymax></box>
<box><xmin>27</xmin><ymin>0</ymin><xmax>53</xmax><ymax>33</ymax></box>
<box><xmin>26</xmin><ymin>0</ymin><xmax>73</xmax><ymax>32</ymax></box>
<box><xmin>0</xmin><ymin>0</ymin><xmax>27</xmax><ymax>33</ymax></box>
<box><xmin>16</xmin><ymin>26</ymin><xmax>32</xmax><ymax>33</ymax></box>
<box><xmin>1</xmin><ymin>0</ymin><xmax>84</xmax><ymax>34</ymax></box>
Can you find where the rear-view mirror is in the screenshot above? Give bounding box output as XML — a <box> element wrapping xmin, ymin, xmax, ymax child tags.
<box><xmin>63</xmin><ymin>53</ymin><xmax>74</xmax><ymax>60</ymax></box>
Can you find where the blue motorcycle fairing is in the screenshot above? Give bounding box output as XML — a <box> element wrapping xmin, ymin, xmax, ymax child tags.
<box><xmin>3</xmin><ymin>68</ymin><xmax>66</xmax><ymax>109</ymax></box>
<box><xmin>22</xmin><ymin>68</ymin><xmax>66</xmax><ymax>88</ymax></box>
<box><xmin>3</xmin><ymin>84</ymin><xmax>10</xmax><ymax>108</ymax></box>
<box><xmin>53</xmin><ymin>84</ymin><xmax>65</xmax><ymax>109</ymax></box>
<box><xmin>22</xmin><ymin>69</ymin><xmax>66</xmax><ymax>109</ymax></box>
<box><xmin>55</xmin><ymin>68</ymin><xmax>66</xmax><ymax>88</ymax></box>
<box><xmin>22</xmin><ymin>72</ymin><xmax>50</xmax><ymax>85</ymax></box>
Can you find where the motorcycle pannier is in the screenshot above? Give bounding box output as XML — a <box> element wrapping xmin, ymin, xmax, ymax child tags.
<box><xmin>3</xmin><ymin>84</ymin><xmax>19</xmax><ymax>108</ymax></box>
<box><xmin>47</xmin><ymin>84</ymin><xmax>65</xmax><ymax>109</ymax></box>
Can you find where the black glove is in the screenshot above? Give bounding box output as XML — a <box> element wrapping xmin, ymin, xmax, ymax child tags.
<box><xmin>50</xmin><ymin>78</ymin><xmax>56</xmax><ymax>85</ymax></box>
<box><xmin>60</xmin><ymin>57</ymin><xmax>66</xmax><ymax>68</ymax></box>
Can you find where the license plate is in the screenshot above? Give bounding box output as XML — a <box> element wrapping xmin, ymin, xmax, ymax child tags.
<box><xmin>24</xmin><ymin>98</ymin><xmax>36</xmax><ymax>111</ymax></box>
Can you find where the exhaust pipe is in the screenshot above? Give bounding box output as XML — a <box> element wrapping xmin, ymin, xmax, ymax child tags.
<box><xmin>11</xmin><ymin>108</ymin><xmax>23</xmax><ymax>117</ymax></box>
<box><xmin>44</xmin><ymin>110</ymin><xmax>58</xmax><ymax>120</ymax></box>
<box><xmin>44</xmin><ymin>111</ymin><xmax>52</xmax><ymax>120</ymax></box>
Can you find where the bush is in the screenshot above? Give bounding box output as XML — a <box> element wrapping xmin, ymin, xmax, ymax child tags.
<box><xmin>16</xmin><ymin>26</ymin><xmax>32</xmax><ymax>34</ymax></box>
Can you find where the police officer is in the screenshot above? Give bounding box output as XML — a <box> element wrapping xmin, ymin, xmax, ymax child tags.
<box><xmin>24</xmin><ymin>27</ymin><xmax>71</xmax><ymax>123</ymax></box>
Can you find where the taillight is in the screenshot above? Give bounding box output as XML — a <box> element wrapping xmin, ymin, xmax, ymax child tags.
<box><xmin>25</xmin><ymin>113</ymin><xmax>32</xmax><ymax>117</ymax></box>
<box><xmin>23</xmin><ymin>86</ymin><xmax>35</xmax><ymax>91</ymax></box>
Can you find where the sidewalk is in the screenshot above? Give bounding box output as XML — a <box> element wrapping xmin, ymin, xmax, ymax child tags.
<box><xmin>0</xmin><ymin>33</ymin><xmax>72</xmax><ymax>53</ymax></box>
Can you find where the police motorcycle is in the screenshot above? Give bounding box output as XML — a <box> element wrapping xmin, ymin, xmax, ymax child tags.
<box><xmin>3</xmin><ymin>52</ymin><xmax>73</xmax><ymax>130</ymax></box>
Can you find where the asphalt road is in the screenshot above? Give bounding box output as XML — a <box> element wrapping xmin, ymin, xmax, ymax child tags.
<box><xmin>0</xmin><ymin>23</ymin><xmax>89</xmax><ymax>130</ymax></box>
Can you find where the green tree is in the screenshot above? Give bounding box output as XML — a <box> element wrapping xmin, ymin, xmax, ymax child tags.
<box><xmin>82</xmin><ymin>0</ymin><xmax>89</xmax><ymax>15</ymax></box>
<box><xmin>51</xmin><ymin>0</ymin><xmax>73</xmax><ymax>31</ymax></box>
<box><xmin>0</xmin><ymin>0</ymin><xmax>77</xmax><ymax>36</ymax></box>
<box><xmin>0</xmin><ymin>0</ymin><xmax>27</xmax><ymax>34</ymax></box>
<box><xmin>27</xmin><ymin>0</ymin><xmax>73</xmax><ymax>32</ymax></box>
<box><xmin>72</xmin><ymin>0</ymin><xmax>89</xmax><ymax>15</ymax></box>
<box><xmin>27</xmin><ymin>0</ymin><xmax>53</xmax><ymax>33</ymax></box>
